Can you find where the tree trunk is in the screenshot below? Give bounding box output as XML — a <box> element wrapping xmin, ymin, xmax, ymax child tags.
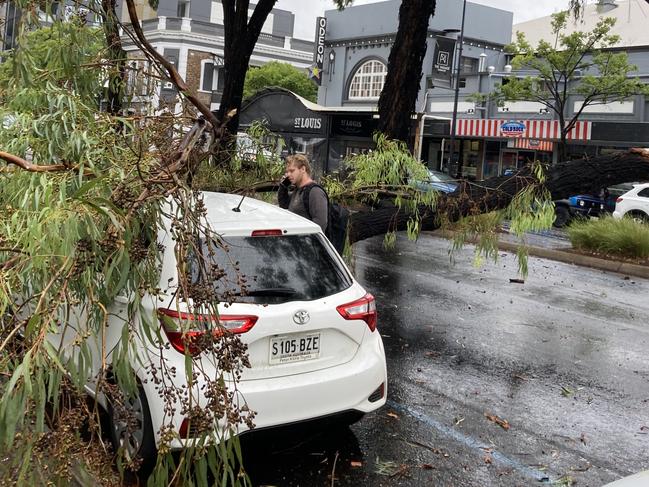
<box><xmin>347</xmin><ymin>149</ymin><xmax>649</xmax><ymax>243</ymax></box>
<box><xmin>101</xmin><ymin>0</ymin><xmax>127</xmax><ymax>115</ymax></box>
<box><xmin>218</xmin><ymin>0</ymin><xmax>277</xmax><ymax>137</ymax></box>
<box><xmin>377</xmin><ymin>0</ymin><xmax>436</xmax><ymax>141</ymax></box>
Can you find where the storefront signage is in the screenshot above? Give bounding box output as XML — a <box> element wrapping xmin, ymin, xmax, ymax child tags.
<box><xmin>294</xmin><ymin>117</ymin><xmax>323</xmax><ymax>130</ymax></box>
<box><xmin>309</xmin><ymin>17</ymin><xmax>327</xmax><ymax>86</ymax></box>
<box><xmin>331</xmin><ymin>115</ymin><xmax>378</xmax><ymax>137</ymax></box>
<box><xmin>430</xmin><ymin>37</ymin><xmax>456</xmax><ymax>89</ymax></box>
<box><xmin>500</xmin><ymin>121</ymin><xmax>526</xmax><ymax>138</ymax></box>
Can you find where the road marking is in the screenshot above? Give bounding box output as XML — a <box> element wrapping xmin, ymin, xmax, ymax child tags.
<box><xmin>387</xmin><ymin>400</ymin><xmax>552</xmax><ymax>483</ymax></box>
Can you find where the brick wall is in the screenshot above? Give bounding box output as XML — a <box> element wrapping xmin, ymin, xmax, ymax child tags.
<box><xmin>186</xmin><ymin>49</ymin><xmax>213</xmax><ymax>107</ymax></box>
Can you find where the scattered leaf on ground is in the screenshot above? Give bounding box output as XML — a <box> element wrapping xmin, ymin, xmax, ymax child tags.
<box><xmin>579</xmin><ymin>433</ymin><xmax>587</xmax><ymax>445</ymax></box>
<box><xmin>561</xmin><ymin>386</ymin><xmax>574</xmax><ymax>397</ymax></box>
<box><xmin>554</xmin><ymin>475</ymin><xmax>576</xmax><ymax>486</ymax></box>
<box><xmin>483</xmin><ymin>454</ymin><xmax>493</xmax><ymax>464</ymax></box>
<box><xmin>374</xmin><ymin>457</ymin><xmax>410</xmax><ymax>478</ymax></box>
<box><xmin>421</xmin><ymin>464</ymin><xmax>434</xmax><ymax>470</ymax></box>
<box><xmin>350</xmin><ymin>461</ymin><xmax>362</xmax><ymax>468</ymax></box>
<box><xmin>387</xmin><ymin>411</ymin><xmax>399</xmax><ymax>419</ymax></box>
<box><xmin>375</xmin><ymin>457</ymin><xmax>399</xmax><ymax>476</ymax></box>
<box><xmin>484</xmin><ymin>412</ymin><xmax>510</xmax><ymax>430</ymax></box>
<box><xmin>454</xmin><ymin>416</ymin><xmax>465</xmax><ymax>426</ymax></box>
<box><xmin>509</xmin><ymin>278</ymin><xmax>525</xmax><ymax>284</ymax></box>
<box><xmin>403</xmin><ymin>439</ymin><xmax>450</xmax><ymax>457</ymax></box>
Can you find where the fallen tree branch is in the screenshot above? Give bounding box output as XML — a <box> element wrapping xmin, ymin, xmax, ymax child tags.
<box><xmin>123</xmin><ymin>0</ymin><xmax>220</xmax><ymax>130</ymax></box>
<box><xmin>348</xmin><ymin>148</ymin><xmax>649</xmax><ymax>243</ymax></box>
<box><xmin>0</xmin><ymin>151</ymin><xmax>69</xmax><ymax>172</ymax></box>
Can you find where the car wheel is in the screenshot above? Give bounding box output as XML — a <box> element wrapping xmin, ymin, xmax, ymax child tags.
<box><xmin>107</xmin><ymin>384</ymin><xmax>157</xmax><ymax>476</ymax></box>
<box><xmin>627</xmin><ymin>211</ymin><xmax>649</xmax><ymax>224</ymax></box>
<box><xmin>553</xmin><ymin>205</ymin><xmax>570</xmax><ymax>228</ymax></box>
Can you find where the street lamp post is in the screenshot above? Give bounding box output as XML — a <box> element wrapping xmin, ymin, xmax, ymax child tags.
<box><xmin>448</xmin><ymin>0</ymin><xmax>467</xmax><ymax>178</ymax></box>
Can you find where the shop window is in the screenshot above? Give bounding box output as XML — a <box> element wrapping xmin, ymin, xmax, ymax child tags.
<box><xmin>461</xmin><ymin>139</ymin><xmax>482</xmax><ymax>180</ymax></box>
<box><xmin>348</xmin><ymin>60</ymin><xmax>387</xmax><ymax>100</ymax></box>
<box><xmin>459</xmin><ymin>77</ymin><xmax>467</xmax><ymax>89</ymax></box>
<box><xmin>483</xmin><ymin>141</ymin><xmax>501</xmax><ymax>179</ymax></box>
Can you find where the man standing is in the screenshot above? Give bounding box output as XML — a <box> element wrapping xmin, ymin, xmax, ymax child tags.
<box><xmin>278</xmin><ymin>154</ymin><xmax>328</xmax><ymax>232</ymax></box>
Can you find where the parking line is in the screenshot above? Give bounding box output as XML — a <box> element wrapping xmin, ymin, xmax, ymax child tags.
<box><xmin>387</xmin><ymin>400</ymin><xmax>552</xmax><ymax>483</ymax></box>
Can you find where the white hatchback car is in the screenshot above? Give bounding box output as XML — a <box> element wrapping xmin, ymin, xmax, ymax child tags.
<box><xmin>612</xmin><ymin>183</ymin><xmax>649</xmax><ymax>222</ymax></box>
<box><xmin>49</xmin><ymin>192</ymin><xmax>387</xmax><ymax>467</ymax></box>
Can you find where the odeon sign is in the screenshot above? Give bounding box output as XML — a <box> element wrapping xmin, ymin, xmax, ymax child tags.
<box><xmin>500</xmin><ymin>121</ymin><xmax>526</xmax><ymax>138</ymax></box>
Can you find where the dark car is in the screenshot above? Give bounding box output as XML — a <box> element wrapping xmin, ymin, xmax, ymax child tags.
<box><xmin>414</xmin><ymin>169</ymin><xmax>458</xmax><ymax>194</ymax></box>
<box><xmin>553</xmin><ymin>184</ymin><xmax>634</xmax><ymax>227</ymax></box>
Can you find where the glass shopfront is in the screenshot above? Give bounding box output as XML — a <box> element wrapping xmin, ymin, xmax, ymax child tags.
<box><xmin>460</xmin><ymin>139</ymin><xmax>483</xmax><ymax>180</ymax></box>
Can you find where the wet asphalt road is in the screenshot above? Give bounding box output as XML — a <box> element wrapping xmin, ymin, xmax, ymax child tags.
<box><xmin>242</xmin><ymin>233</ymin><xmax>649</xmax><ymax>487</ymax></box>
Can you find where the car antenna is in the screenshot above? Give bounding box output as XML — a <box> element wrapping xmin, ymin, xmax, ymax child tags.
<box><xmin>232</xmin><ymin>194</ymin><xmax>245</xmax><ymax>212</ymax></box>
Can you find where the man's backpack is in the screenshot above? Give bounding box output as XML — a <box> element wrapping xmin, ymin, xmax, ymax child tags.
<box><xmin>302</xmin><ymin>183</ymin><xmax>350</xmax><ymax>254</ymax></box>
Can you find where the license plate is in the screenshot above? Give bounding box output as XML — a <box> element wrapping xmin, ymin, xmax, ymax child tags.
<box><xmin>269</xmin><ymin>333</ymin><xmax>321</xmax><ymax>365</ymax></box>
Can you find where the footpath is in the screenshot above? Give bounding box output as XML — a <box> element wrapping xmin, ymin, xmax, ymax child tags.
<box><xmin>430</xmin><ymin>227</ymin><xmax>649</xmax><ymax>280</ymax></box>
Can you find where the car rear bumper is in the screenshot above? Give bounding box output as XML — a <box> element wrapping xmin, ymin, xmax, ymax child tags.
<box><xmin>613</xmin><ymin>210</ymin><xmax>624</xmax><ymax>219</ymax></box>
<box><xmin>146</xmin><ymin>330</ymin><xmax>387</xmax><ymax>450</ymax></box>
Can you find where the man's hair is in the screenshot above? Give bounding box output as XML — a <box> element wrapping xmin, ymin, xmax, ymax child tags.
<box><xmin>286</xmin><ymin>154</ymin><xmax>312</xmax><ymax>175</ymax></box>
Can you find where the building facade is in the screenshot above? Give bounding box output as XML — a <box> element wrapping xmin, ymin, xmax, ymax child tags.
<box><xmin>117</xmin><ymin>0</ymin><xmax>315</xmax><ymax>113</ymax></box>
<box><xmin>318</xmin><ymin>0</ymin><xmax>649</xmax><ymax>179</ymax></box>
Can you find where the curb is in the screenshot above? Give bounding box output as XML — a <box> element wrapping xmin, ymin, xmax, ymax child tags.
<box><xmin>430</xmin><ymin>230</ymin><xmax>649</xmax><ymax>280</ymax></box>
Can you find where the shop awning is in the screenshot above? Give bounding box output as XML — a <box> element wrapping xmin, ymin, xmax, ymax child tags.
<box><xmin>456</xmin><ymin>119</ymin><xmax>592</xmax><ymax>141</ymax></box>
<box><xmin>510</xmin><ymin>138</ymin><xmax>554</xmax><ymax>152</ymax></box>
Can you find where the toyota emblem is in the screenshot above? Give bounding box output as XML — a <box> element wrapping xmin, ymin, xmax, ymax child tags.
<box><xmin>293</xmin><ymin>310</ymin><xmax>310</xmax><ymax>325</ymax></box>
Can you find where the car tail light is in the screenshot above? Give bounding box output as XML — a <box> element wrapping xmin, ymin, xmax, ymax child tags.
<box><xmin>616</xmin><ymin>197</ymin><xmax>623</xmax><ymax>203</ymax></box>
<box><xmin>157</xmin><ymin>308</ymin><xmax>257</xmax><ymax>355</ymax></box>
<box><xmin>336</xmin><ymin>293</ymin><xmax>377</xmax><ymax>332</ymax></box>
<box><xmin>251</xmin><ymin>229</ymin><xmax>283</xmax><ymax>237</ymax></box>
<box><xmin>179</xmin><ymin>418</ymin><xmax>200</xmax><ymax>439</ymax></box>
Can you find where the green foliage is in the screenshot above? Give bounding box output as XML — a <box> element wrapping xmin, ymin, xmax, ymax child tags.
<box><xmin>333</xmin><ymin>133</ymin><xmax>439</xmax><ymax>243</ymax></box>
<box><xmin>449</xmin><ymin>162</ymin><xmax>554</xmax><ymax>276</ymax></box>
<box><xmin>0</xmin><ymin>16</ymin><xmax>251</xmax><ymax>486</ymax></box>
<box><xmin>493</xmin><ymin>13</ymin><xmax>649</xmax><ymax>149</ymax></box>
<box><xmin>193</xmin><ymin>121</ymin><xmax>285</xmax><ymax>192</ymax></box>
<box><xmin>243</xmin><ymin>61</ymin><xmax>318</xmax><ymax>102</ymax></box>
<box><xmin>567</xmin><ymin>216</ymin><xmax>649</xmax><ymax>259</ymax></box>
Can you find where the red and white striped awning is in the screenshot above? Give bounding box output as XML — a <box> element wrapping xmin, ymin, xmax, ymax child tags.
<box><xmin>456</xmin><ymin>119</ymin><xmax>592</xmax><ymax>141</ymax></box>
<box><xmin>511</xmin><ymin>138</ymin><xmax>554</xmax><ymax>152</ymax></box>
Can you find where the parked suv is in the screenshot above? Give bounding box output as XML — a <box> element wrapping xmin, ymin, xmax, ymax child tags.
<box><xmin>613</xmin><ymin>183</ymin><xmax>649</xmax><ymax>222</ymax></box>
<box><xmin>47</xmin><ymin>192</ymin><xmax>387</xmax><ymax>468</ymax></box>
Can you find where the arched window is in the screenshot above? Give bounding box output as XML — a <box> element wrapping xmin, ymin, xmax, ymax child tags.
<box><xmin>348</xmin><ymin>60</ymin><xmax>387</xmax><ymax>100</ymax></box>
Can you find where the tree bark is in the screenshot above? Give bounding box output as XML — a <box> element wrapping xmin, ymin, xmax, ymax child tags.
<box><xmin>218</xmin><ymin>0</ymin><xmax>277</xmax><ymax>138</ymax></box>
<box><xmin>347</xmin><ymin>149</ymin><xmax>649</xmax><ymax>243</ymax></box>
<box><xmin>377</xmin><ymin>0</ymin><xmax>436</xmax><ymax>141</ymax></box>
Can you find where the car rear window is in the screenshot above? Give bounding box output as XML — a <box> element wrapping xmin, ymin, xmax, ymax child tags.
<box><xmin>189</xmin><ymin>234</ymin><xmax>353</xmax><ymax>304</ymax></box>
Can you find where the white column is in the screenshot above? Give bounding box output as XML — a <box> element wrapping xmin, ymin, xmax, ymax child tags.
<box><xmin>157</xmin><ymin>16</ymin><xmax>167</xmax><ymax>30</ymax></box>
<box><xmin>174</xmin><ymin>46</ymin><xmax>189</xmax><ymax>115</ymax></box>
<box><xmin>181</xmin><ymin>17</ymin><xmax>191</xmax><ymax>32</ymax></box>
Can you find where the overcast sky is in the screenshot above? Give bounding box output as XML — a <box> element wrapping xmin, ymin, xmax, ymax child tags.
<box><xmin>276</xmin><ymin>0</ymin><xmax>571</xmax><ymax>40</ymax></box>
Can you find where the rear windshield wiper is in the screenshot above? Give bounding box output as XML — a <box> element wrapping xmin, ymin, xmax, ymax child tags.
<box><xmin>237</xmin><ymin>287</ymin><xmax>297</xmax><ymax>297</ymax></box>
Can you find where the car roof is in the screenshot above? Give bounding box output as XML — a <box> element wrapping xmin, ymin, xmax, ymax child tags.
<box><xmin>201</xmin><ymin>191</ymin><xmax>321</xmax><ymax>236</ymax></box>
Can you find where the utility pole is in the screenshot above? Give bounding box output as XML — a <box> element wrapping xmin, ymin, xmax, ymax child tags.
<box><xmin>448</xmin><ymin>0</ymin><xmax>467</xmax><ymax>178</ymax></box>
